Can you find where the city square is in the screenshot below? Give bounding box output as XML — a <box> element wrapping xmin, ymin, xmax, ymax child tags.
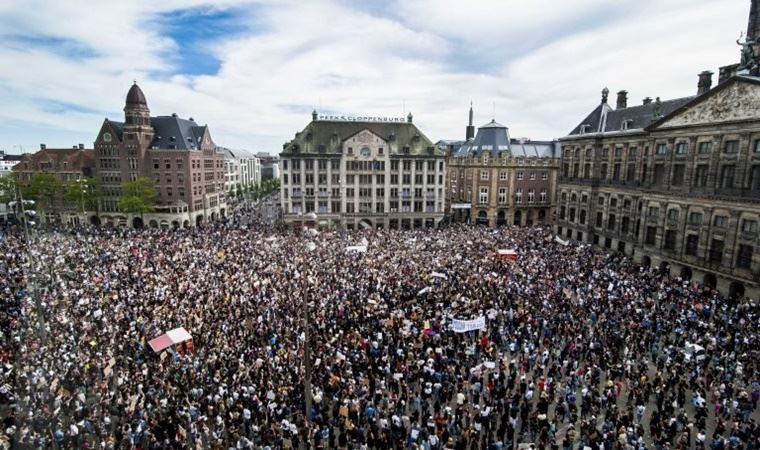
<box><xmin>0</xmin><ymin>0</ymin><xmax>759</xmax><ymax>449</ymax></box>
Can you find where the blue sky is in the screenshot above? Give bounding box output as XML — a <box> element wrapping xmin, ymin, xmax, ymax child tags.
<box><xmin>0</xmin><ymin>0</ymin><xmax>750</xmax><ymax>153</ymax></box>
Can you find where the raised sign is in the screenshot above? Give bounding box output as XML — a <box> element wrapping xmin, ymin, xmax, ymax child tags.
<box><xmin>318</xmin><ymin>115</ymin><xmax>406</xmax><ymax>123</ymax></box>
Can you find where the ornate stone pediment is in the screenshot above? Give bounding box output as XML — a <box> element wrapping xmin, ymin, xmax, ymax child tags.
<box><xmin>653</xmin><ymin>80</ymin><xmax>760</xmax><ymax>129</ymax></box>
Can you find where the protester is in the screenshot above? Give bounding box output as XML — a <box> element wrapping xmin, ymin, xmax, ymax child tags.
<box><xmin>1</xmin><ymin>202</ymin><xmax>758</xmax><ymax>449</ymax></box>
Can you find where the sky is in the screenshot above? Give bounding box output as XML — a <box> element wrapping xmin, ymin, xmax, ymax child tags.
<box><xmin>0</xmin><ymin>0</ymin><xmax>751</xmax><ymax>154</ymax></box>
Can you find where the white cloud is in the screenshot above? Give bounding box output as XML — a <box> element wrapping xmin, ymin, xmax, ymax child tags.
<box><xmin>0</xmin><ymin>0</ymin><xmax>750</xmax><ymax>152</ymax></box>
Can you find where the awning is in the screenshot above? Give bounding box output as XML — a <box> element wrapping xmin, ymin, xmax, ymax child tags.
<box><xmin>496</xmin><ymin>249</ymin><xmax>517</xmax><ymax>260</ymax></box>
<box><xmin>149</xmin><ymin>327</ymin><xmax>193</xmax><ymax>353</ymax></box>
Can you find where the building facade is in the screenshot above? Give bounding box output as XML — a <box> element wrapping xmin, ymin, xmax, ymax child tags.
<box><xmin>1</xmin><ymin>150</ymin><xmax>23</xmax><ymax>177</ymax></box>
<box><xmin>94</xmin><ymin>83</ymin><xmax>226</xmax><ymax>228</ymax></box>
<box><xmin>555</xmin><ymin>77</ymin><xmax>760</xmax><ymax>300</ymax></box>
<box><xmin>555</xmin><ymin>3</ymin><xmax>760</xmax><ymax>300</ymax></box>
<box><xmin>257</xmin><ymin>152</ymin><xmax>280</xmax><ymax>180</ymax></box>
<box><xmin>12</xmin><ymin>145</ymin><xmax>95</xmax><ymax>224</ymax></box>
<box><xmin>280</xmin><ymin>112</ymin><xmax>446</xmax><ymax>229</ymax></box>
<box><xmin>446</xmin><ymin>107</ymin><xmax>560</xmax><ymax>226</ymax></box>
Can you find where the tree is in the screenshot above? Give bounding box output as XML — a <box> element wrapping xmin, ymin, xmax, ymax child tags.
<box><xmin>0</xmin><ymin>175</ymin><xmax>18</xmax><ymax>206</ymax></box>
<box><xmin>236</xmin><ymin>183</ymin><xmax>244</xmax><ymax>200</ymax></box>
<box><xmin>65</xmin><ymin>177</ymin><xmax>101</xmax><ymax>214</ymax></box>
<box><xmin>118</xmin><ymin>177</ymin><xmax>156</xmax><ymax>218</ymax></box>
<box><xmin>22</xmin><ymin>172</ymin><xmax>61</xmax><ymax>213</ymax></box>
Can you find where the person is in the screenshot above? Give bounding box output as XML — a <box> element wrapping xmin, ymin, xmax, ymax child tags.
<box><xmin>1</xmin><ymin>205</ymin><xmax>758</xmax><ymax>449</ymax></box>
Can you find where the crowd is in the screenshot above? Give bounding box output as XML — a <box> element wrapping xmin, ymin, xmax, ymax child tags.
<box><xmin>0</xmin><ymin>202</ymin><xmax>758</xmax><ymax>450</ymax></box>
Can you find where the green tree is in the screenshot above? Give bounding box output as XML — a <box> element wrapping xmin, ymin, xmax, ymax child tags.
<box><xmin>236</xmin><ymin>183</ymin><xmax>244</xmax><ymax>200</ymax></box>
<box><xmin>0</xmin><ymin>174</ymin><xmax>18</xmax><ymax>206</ymax></box>
<box><xmin>23</xmin><ymin>172</ymin><xmax>61</xmax><ymax>213</ymax></box>
<box><xmin>65</xmin><ymin>177</ymin><xmax>101</xmax><ymax>214</ymax></box>
<box><xmin>118</xmin><ymin>177</ymin><xmax>156</xmax><ymax>218</ymax></box>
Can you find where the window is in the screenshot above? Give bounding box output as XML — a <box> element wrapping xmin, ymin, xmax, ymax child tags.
<box><xmin>600</xmin><ymin>163</ymin><xmax>608</xmax><ymax>179</ymax></box>
<box><xmin>596</xmin><ymin>212</ymin><xmax>603</xmax><ymax>227</ymax></box>
<box><xmin>498</xmin><ymin>188</ymin><xmax>508</xmax><ymax>204</ymax></box>
<box><xmin>499</xmin><ymin>171</ymin><xmax>508</xmax><ymax>181</ymax></box>
<box><xmin>754</xmin><ymin>140</ymin><xmax>760</xmax><ymax>153</ymax></box>
<box><xmin>698</xmin><ymin>141</ymin><xmax>712</xmax><ymax>154</ymax></box>
<box><xmin>645</xmin><ymin>227</ymin><xmax>657</xmax><ymax>245</ymax></box>
<box><xmin>621</xmin><ymin>216</ymin><xmax>629</xmax><ymax>233</ymax></box>
<box><xmin>480</xmin><ymin>170</ymin><xmax>489</xmax><ymax>180</ymax></box>
<box><xmin>527</xmin><ymin>189</ymin><xmax>535</xmax><ymax>203</ymax></box>
<box><xmin>689</xmin><ymin>212</ymin><xmax>703</xmax><ymax>225</ymax></box>
<box><xmin>515</xmin><ymin>189</ymin><xmax>523</xmax><ymax>204</ymax></box>
<box><xmin>654</xmin><ymin>164</ymin><xmax>666</xmax><ymax>184</ymax></box>
<box><xmin>709</xmin><ymin>239</ymin><xmax>724</xmax><ymax>263</ymax></box>
<box><xmin>694</xmin><ymin>164</ymin><xmax>708</xmax><ymax>187</ymax></box>
<box><xmin>648</xmin><ymin>206</ymin><xmax>659</xmax><ymax>218</ymax></box>
<box><xmin>529</xmin><ymin>172</ymin><xmax>536</xmax><ymax>180</ymax></box>
<box><xmin>713</xmin><ymin>216</ymin><xmax>727</xmax><ymax>228</ymax></box>
<box><xmin>598</xmin><ymin>196</ymin><xmax>605</xmax><ymax>206</ymax></box>
<box><xmin>655</xmin><ymin>143</ymin><xmax>668</xmax><ymax>155</ymax></box>
<box><xmin>569</xmin><ymin>208</ymin><xmax>576</xmax><ymax>222</ymax></box>
<box><xmin>667</xmin><ymin>209</ymin><xmax>679</xmax><ymax>221</ymax></box>
<box><xmin>737</xmin><ymin>244</ymin><xmax>753</xmax><ymax>269</ymax></box>
<box><xmin>626</xmin><ymin>164</ymin><xmax>636</xmax><ymax>182</ymax></box>
<box><xmin>724</xmin><ymin>140</ymin><xmax>739</xmax><ymax>154</ymax></box>
<box><xmin>579</xmin><ymin>210</ymin><xmax>587</xmax><ymax>225</ymax></box>
<box><xmin>607</xmin><ymin>214</ymin><xmax>616</xmax><ymax>230</ymax></box>
<box><xmin>517</xmin><ymin>172</ymin><xmax>524</xmax><ymax>180</ymax></box>
<box><xmin>664</xmin><ymin>230</ymin><xmax>677</xmax><ymax>250</ymax></box>
<box><xmin>672</xmin><ymin>164</ymin><xmax>685</xmax><ymax>186</ymax></box>
<box><xmin>675</xmin><ymin>142</ymin><xmax>688</xmax><ymax>155</ymax></box>
<box><xmin>741</xmin><ymin>219</ymin><xmax>758</xmax><ymax>233</ymax></box>
<box><xmin>685</xmin><ymin>234</ymin><xmax>699</xmax><ymax>256</ymax></box>
<box><xmin>540</xmin><ymin>190</ymin><xmax>547</xmax><ymax>203</ymax></box>
<box><xmin>612</xmin><ymin>163</ymin><xmax>621</xmax><ymax>180</ymax></box>
<box><xmin>542</xmin><ymin>172</ymin><xmax>548</xmax><ymax>180</ymax></box>
<box><xmin>560</xmin><ymin>206</ymin><xmax>566</xmax><ymax>220</ymax></box>
<box><xmin>479</xmin><ymin>187</ymin><xmax>488</xmax><ymax>205</ymax></box>
<box><xmin>610</xmin><ymin>198</ymin><xmax>617</xmax><ymax>207</ymax></box>
<box><xmin>719</xmin><ymin>165</ymin><xmax>735</xmax><ymax>188</ymax></box>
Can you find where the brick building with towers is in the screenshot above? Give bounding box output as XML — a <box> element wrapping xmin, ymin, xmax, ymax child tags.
<box><xmin>93</xmin><ymin>83</ymin><xmax>227</xmax><ymax>228</ymax></box>
<box><xmin>555</xmin><ymin>0</ymin><xmax>760</xmax><ymax>300</ymax></box>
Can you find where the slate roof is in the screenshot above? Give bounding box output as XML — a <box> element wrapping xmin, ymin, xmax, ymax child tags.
<box><xmin>453</xmin><ymin>120</ymin><xmax>559</xmax><ymax>159</ymax></box>
<box><xmin>149</xmin><ymin>115</ymin><xmax>208</xmax><ymax>150</ymax></box>
<box><xmin>567</xmin><ymin>96</ymin><xmax>694</xmax><ymax>136</ymax></box>
<box><xmin>281</xmin><ymin>119</ymin><xmax>443</xmax><ymax>157</ymax></box>
<box><xmin>14</xmin><ymin>148</ymin><xmax>95</xmax><ymax>172</ymax></box>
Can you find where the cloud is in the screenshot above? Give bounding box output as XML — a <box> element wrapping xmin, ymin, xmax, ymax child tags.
<box><xmin>0</xmin><ymin>0</ymin><xmax>750</xmax><ymax>153</ymax></box>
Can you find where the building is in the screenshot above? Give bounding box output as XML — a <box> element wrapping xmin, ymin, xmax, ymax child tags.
<box><xmin>279</xmin><ymin>111</ymin><xmax>447</xmax><ymax>229</ymax></box>
<box><xmin>0</xmin><ymin>151</ymin><xmax>23</xmax><ymax>177</ymax></box>
<box><xmin>94</xmin><ymin>82</ymin><xmax>227</xmax><ymax>228</ymax></box>
<box><xmin>555</xmin><ymin>3</ymin><xmax>760</xmax><ymax>300</ymax></box>
<box><xmin>12</xmin><ymin>145</ymin><xmax>95</xmax><ymax>224</ymax></box>
<box><xmin>221</xmin><ymin>148</ymin><xmax>261</xmax><ymax>199</ymax></box>
<box><xmin>236</xmin><ymin>149</ymin><xmax>261</xmax><ymax>188</ymax></box>
<box><xmin>257</xmin><ymin>152</ymin><xmax>280</xmax><ymax>180</ymax></box>
<box><xmin>446</xmin><ymin>105</ymin><xmax>560</xmax><ymax>226</ymax></box>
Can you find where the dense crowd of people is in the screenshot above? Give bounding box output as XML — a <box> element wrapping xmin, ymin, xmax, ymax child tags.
<box><xmin>0</xmin><ymin>202</ymin><xmax>758</xmax><ymax>450</ymax></box>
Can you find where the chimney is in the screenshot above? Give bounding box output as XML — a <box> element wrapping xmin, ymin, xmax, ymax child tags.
<box><xmin>40</xmin><ymin>144</ymin><xmax>46</xmax><ymax>150</ymax></box>
<box><xmin>642</xmin><ymin>97</ymin><xmax>652</xmax><ymax>105</ymax></box>
<box><xmin>78</xmin><ymin>143</ymin><xmax>84</xmax><ymax>149</ymax></box>
<box><xmin>616</xmin><ymin>90</ymin><xmax>628</xmax><ymax>109</ymax></box>
<box><xmin>697</xmin><ymin>70</ymin><xmax>713</xmax><ymax>95</ymax></box>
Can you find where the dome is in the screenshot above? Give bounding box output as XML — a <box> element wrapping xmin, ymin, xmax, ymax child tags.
<box><xmin>126</xmin><ymin>82</ymin><xmax>147</xmax><ymax>106</ymax></box>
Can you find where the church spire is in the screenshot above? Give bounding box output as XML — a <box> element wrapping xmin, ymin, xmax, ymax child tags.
<box><xmin>465</xmin><ymin>102</ymin><xmax>475</xmax><ymax>140</ymax></box>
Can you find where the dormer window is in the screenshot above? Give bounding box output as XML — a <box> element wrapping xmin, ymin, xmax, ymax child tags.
<box><xmin>621</xmin><ymin>119</ymin><xmax>633</xmax><ymax>131</ymax></box>
<box><xmin>579</xmin><ymin>124</ymin><xmax>590</xmax><ymax>134</ymax></box>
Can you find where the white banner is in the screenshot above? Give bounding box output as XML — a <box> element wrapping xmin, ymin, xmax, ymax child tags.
<box><xmin>554</xmin><ymin>236</ymin><xmax>569</xmax><ymax>246</ymax></box>
<box><xmin>451</xmin><ymin>316</ymin><xmax>486</xmax><ymax>333</ymax></box>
